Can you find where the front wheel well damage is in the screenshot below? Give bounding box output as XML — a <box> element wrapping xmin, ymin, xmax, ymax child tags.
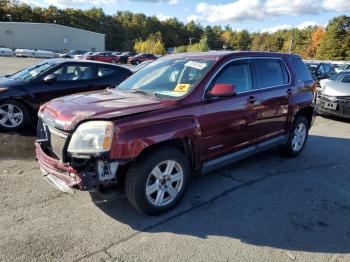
<box><xmin>118</xmin><ymin>138</ymin><xmax>195</xmax><ymax>187</ymax></box>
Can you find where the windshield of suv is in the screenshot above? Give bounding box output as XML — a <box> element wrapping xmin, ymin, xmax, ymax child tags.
<box><xmin>118</xmin><ymin>58</ymin><xmax>214</xmax><ymax>99</ymax></box>
<box><xmin>9</xmin><ymin>62</ymin><xmax>57</xmax><ymax>81</ymax></box>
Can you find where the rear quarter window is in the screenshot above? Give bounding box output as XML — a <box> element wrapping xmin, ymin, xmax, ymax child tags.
<box><xmin>291</xmin><ymin>58</ymin><xmax>313</xmax><ymax>81</ymax></box>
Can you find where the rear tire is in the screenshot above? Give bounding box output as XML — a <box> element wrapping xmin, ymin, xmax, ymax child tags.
<box><xmin>0</xmin><ymin>100</ymin><xmax>29</xmax><ymax>131</ymax></box>
<box><xmin>125</xmin><ymin>147</ymin><xmax>190</xmax><ymax>215</ymax></box>
<box><xmin>280</xmin><ymin>116</ymin><xmax>309</xmax><ymax>157</ymax></box>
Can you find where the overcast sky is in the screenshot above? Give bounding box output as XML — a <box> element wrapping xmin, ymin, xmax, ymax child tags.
<box><xmin>20</xmin><ymin>0</ymin><xmax>350</xmax><ymax>33</ymax></box>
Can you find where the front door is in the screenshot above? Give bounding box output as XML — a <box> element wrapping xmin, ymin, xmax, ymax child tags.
<box><xmin>32</xmin><ymin>63</ymin><xmax>97</xmax><ymax>104</ymax></box>
<box><xmin>199</xmin><ymin>60</ymin><xmax>261</xmax><ymax>162</ymax></box>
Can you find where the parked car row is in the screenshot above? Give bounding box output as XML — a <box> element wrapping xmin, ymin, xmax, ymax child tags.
<box><xmin>0</xmin><ymin>48</ymin><xmax>55</xmax><ymax>58</ymax></box>
<box><xmin>0</xmin><ymin>47</ymin><xmax>159</xmax><ymax>64</ymax></box>
<box><xmin>59</xmin><ymin>50</ymin><xmax>158</xmax><ymax>64</ymax></box>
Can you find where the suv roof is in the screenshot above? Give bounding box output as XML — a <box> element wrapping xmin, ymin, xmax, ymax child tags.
<box><xmin>165</xmin><ymin>51</ymin><xmax>299</xmax><ymax>60</ymax></box>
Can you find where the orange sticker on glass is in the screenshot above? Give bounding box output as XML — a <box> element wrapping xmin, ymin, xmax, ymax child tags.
<box><xmin>174</xmin><ymin>83</ymin><xmax>190</xmax><ymax>92</ymax></box>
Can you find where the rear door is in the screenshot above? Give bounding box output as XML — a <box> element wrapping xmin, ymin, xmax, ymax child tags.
<box><xmin>94</xmin><ymin>65</ymin><xmax>131</xmax><ymax>87</ymax></box>
<box><xmin>252</xmin><ymin>57</ymin><xmax>291</xmax><ymax>142</ymax></box>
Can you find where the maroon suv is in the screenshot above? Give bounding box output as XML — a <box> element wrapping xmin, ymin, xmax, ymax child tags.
<box><xmin>36</xmin><ymin>51</ymin><xmax>316</xmax><ymax>215</ymax></box>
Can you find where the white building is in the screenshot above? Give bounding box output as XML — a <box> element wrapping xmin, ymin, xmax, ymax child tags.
<box><xmin>0</xmin><ymin>22</ymin><xmax>105</xmax><ymax>52</ymax></box>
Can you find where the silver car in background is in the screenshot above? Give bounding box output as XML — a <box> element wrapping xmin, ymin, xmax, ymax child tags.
<box><xmin>317</xmin><ymin>72</ymin><xmax>350</xmax><ymax>119</ymax></box>
<box><xmin>335</xmin><ymin>64</ymin><xmax>350</xmax><ymax>73</ymax></box>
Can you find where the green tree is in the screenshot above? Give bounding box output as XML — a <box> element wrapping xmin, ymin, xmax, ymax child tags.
<box><xmin>134</xmin><ymin>32</ymin><xmax>166</xmax><ymax>55</ymax></box>
<box><xmin>231</xmin><ymin>30</ymin><xmax>251</xmax><ymax>51</ymax></box>
<box><xmin>187</xmin><ymin>35</ymin><xmax>209</xmax><ymax>52</ymax></box>
<box><xmin>316</xmin><ymin>16</ymin><xmax>350</xmax><ymax>60</ymax></box>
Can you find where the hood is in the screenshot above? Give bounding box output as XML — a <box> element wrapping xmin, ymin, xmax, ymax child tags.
<box><xmin>323</xmin><ymin>81</ymin><xmax>350</xmax><ymax>97</ymax></box>
<box><xmin>40</xmin><ymin>89</ymin><xmax>175</xmax><ymax>131</ymax></box>
<box><xmin>0</xmin><ymin>77</ymin><xmax>24</xmax><ymax>87</ymax></box>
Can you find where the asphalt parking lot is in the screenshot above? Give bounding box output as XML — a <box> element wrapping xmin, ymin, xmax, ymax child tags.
<box><xmin>0</xmin><ymin>57</ymin><xmax>350</xmax><ymax>262</ymax></box>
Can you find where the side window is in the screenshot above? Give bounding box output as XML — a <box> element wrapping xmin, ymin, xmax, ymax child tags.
<box><xmin>319</xmin><ymin>64</ymin><xmax>325</xmax><ymax>74</ymax></box>
<box><xmin>54</xmin><ymin>65</ymin><xmax>95</xmax><ymax>81</ymax></box>
<box><xmin>212</xmin><ymin>63</ymin><xmax>253</xmax><ymax>93</ymax></box>
<box><xmin>291</xmin><ymin>58</ymin><xmax>313</xmax><ymax>81</ymax></box>
<box><xmin>52</xmin><ymin>66</ymin><xmax>65</xmax><ymax>81</ymax></box>
<box><xmin>254</xmin><ymin>59</ymin><xmax>288</xmax><ymax>88</ymax></box>
<box><xmin>98</xmin><ymin>66</ymin><xmax>116</xmax><ymax>78</ymax></box>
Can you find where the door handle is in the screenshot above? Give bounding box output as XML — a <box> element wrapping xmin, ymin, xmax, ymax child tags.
<box><xmin>287</xmin><ymin>88</ymin><xmax>293</xmax><ymax>95</ymax></box>
<box><xmin>247</xmin><ymin>96</ymin><xmax>257</xmax><ymax>104</ymax></box>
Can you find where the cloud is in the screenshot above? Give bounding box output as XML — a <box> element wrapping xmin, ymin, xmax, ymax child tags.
<box><xmin>261</xmin><ymin>24</ymin><xmax>292</xmax><ymax>33</ymax></box>
<box><xmin>191</xmin><ymin>0</ymin><xmax>264</xmax><ymax>23</ymax></box>
<box><xmin>261</xmin><ymin>21</ymin><xmax>319</xmax><ymax>33</ymax></box>
<box><xmin>186</xmin><ymin>14</ymin><xmax>204</xmax><ymax>22</ymax></box>
<box><xmin>43</xmin><ymin>0</ymin><xmax>115</xmax><ymax>8</ymax></box>
<box><xmin>297</xmin><ymin>21</ymin><xmax>319</xmax><ymax>29</ymax></box>
<box><xmin>169</xmin><ymin>0</ymin><xmax>181</xmax><ymax>5</ymax></box>
<box><xmin>189</xmin><ymin>0</ymin><xmax>350</xmax><ymax>23</ymax></box>
<box><xmin>323</xmin><ymin>0</ymin><xmax>350</xmax><ymax>12</ymax></box>
<box><xmin>156</xmin><ymin>13</ymin><xmax>172</xmax><ymax>21</ymax></box>
<box><xmin>23</xmin><ymin>0</ymin><xmax>183</xmax><ymax>8</ymax></box>
<box><xmin>264</xmin><ymin>0</ymin><xmax>320</xmax><ymax>16</ymax></box>
<box><xmin>20</xmin><ymin>0</ymin><xmax>45</xmax><ymax>7</ymax></box>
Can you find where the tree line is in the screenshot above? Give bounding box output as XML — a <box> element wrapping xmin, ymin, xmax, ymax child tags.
<box><xmin>1</xmin><ymin>0</ymin><xmax>350</xmax><ymax>60</ymax></box>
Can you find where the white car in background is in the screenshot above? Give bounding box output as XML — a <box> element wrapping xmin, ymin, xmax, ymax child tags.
<box><xmin>0</xmin><ymin>47</ymin><xmax>14</xmax><ymax>57</ymax></box>
<box><xmin>15</xmin><ymin>49</ymin><xmax>55</xmax><ymax>58</ymax></box>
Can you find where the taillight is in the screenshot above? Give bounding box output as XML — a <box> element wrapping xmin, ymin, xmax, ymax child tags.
<box><xmin>311</xmin><ymin>82</ymin><xmax>317</xmax><ymax>94</ymax></box>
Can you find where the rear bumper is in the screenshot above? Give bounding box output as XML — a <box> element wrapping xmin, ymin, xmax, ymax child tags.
<box><xmin>35</xmin><ymin>142</ymin><xmax>96</xmax><ymax>193</ymax></box>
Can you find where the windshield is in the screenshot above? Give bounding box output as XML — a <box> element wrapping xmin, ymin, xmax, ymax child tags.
<box><xmin>9</xmin><ymin>62</ymin><xmax>56</xmax><ymax>81</ymax></box>
<box><xmin>118</xmin><ymin>58</ymin><xmax>215</xmax><ymax>99</ymax></box>
<box><xmin>330</xmin><ymin>73</ymin><xmax>341</xmax><ymax>81</ymax></box>
<box><xmin>339</xmin><ymin>64</ymin><xmax>350</xmax><ymax>70</ymax></box>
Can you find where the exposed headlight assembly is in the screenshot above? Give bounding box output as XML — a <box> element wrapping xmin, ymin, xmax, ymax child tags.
<box><xmin>68</xmin><ymin>121</ymin><xmax>114</xmax><ymax>155</ymax></box>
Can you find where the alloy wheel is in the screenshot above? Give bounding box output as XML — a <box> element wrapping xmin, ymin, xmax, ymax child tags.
<box><xmin>0</xmin><ymin>104</ymin><xmax>24</xmax><ymax>128</ymax></box>
<box><xmin>292</xmin><ymin>122</ymin><xmax>307</xmax><ymax>152</ymax></box>
<box><xmin>145</xmin><ymin>160</ymin><xmax>184</xmax><ymax>207</ymax></box>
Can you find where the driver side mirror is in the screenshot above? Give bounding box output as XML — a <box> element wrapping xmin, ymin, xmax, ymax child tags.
<box><xmin>208</xmin><ymin>83</ymin><xmax>236</xmax><ymax>97</ymax></box>
<box><xmin>43</xmin><ymin>74</ymin><xmax>57</xmax><ymax>83</ymax></box>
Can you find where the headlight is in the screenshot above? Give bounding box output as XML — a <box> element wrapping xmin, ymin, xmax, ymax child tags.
<box><xmin>67</xmin><ymin>121</ymin><xmax>114</xmax><ymax>154</ymax></box>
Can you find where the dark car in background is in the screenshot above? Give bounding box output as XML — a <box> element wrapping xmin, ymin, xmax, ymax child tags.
<box><xmin>128</xmin><ymin>53</ymin><xmax>157</xmax><ymax>65</ymax></box>
<box><xmin>306</xmin><ymin>62</ymin><xmax>336</xmax><ymax>82</ymax></box>
<box><xmin>59</xmin><ymin>50</ymin><xmax>87</xmax><ymax>59</ymax></box>
<box><xmin>0</xmin><ymin>59</ymin><xmax>132</xmax><ymax>130</ymax></box>
<box><xmin>84</xmin><ymin>51</ymin><xmax>120</xmax><ymax>63</ymax></box>
<box><xmin>36</xmin><ymin>51</ymin><xmax>316</xmax><ymax>215</ymax></box>
<box><xmin>117</xmin><ymin>52</ymin><xmax>137</xmax><ymax>63</ymax></box>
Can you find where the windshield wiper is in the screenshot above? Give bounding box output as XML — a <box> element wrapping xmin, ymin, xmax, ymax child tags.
<box><xmin>130</xmin><ymin>89</ymin><xmax>154</xmax><ymax>97</ymax></box>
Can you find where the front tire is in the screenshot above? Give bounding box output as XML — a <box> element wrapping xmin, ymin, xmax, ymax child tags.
<box><xmin>280</xmin><ymin>116</ymin><xmax>309</xmax><ymax>157</ymax></box>
<box><xmin>125</xmin><ymin>147</ymin><xmax>190</xmax><ymax>215</ymax></box>
<box><xmin>0</xmin><ymin>100</ymin><xmax>29</xmax><ymax>131</ymax></box>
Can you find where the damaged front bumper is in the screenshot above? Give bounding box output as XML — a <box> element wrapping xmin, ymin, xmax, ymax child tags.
<box><xmin>35</xmin><ymin>142</ymin><xmax>118</xmax><ymax>194</ymax></box>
